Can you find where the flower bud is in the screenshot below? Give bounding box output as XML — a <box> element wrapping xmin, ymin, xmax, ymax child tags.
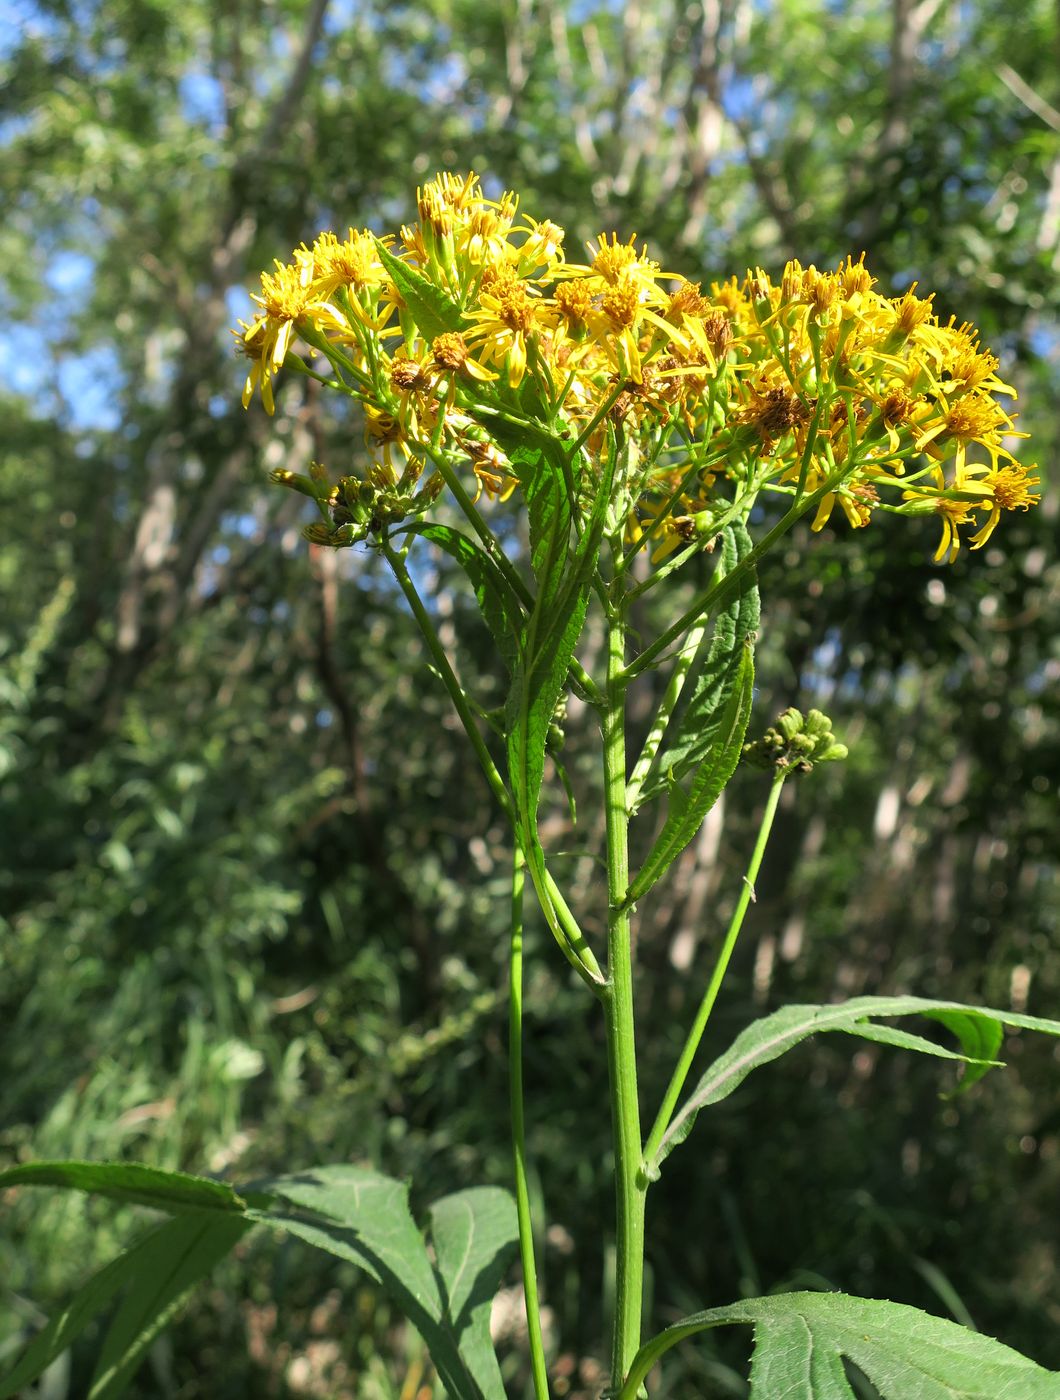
<box><xmin>742</xmin><ymin>707</ymin><xmax>848</xmax><ymax>775</ymax></box>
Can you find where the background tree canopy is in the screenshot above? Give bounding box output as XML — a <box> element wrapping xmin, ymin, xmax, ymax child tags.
<box><xmin>1</xmin><ymin>1</ymin><xmax>1057</xmax><ymax>1395</ymax></box>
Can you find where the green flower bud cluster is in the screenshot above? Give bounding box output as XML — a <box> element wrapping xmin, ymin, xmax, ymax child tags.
<box><xmin>742</xmin><ymin>707</ymin><xmax>848</xmax><ymax>774</ymax></box>
<box><xmin>271</xmin><ymin>464</ymin><xmax>444</xmax><ymax>548</ymax></box>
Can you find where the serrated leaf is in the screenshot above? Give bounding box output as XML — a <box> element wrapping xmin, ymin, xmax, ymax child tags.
<box><xmin>639</xmin><ymin>522</ymin><xmax>759</xmax><ymax>800</ymax></box>
<box><xmin>253</xmin><ymin>1166</ymin><xmax>516</xmax><ymax>1400</ymax></box>
<box><xmin>624</xmin><ymin>638</ymin><xmax>754</xmax><ymax>908</ymax></box>
<box><xmin>619</xmin><ymin>1291</ymin><xmax>1060</xmax><ymax>1399</ymax></box>
<box><xmin>0</xmin><ymin>1215</ymin><xmax>249</xmax><ymax>1400</ymax></box>
<box><xmin>506</xmin><ymin>444</ymin><xmax>612</xmax><ymax>826</ymax></box>
<box><xmin>654</xmin><ymin>996</ymin><xmax>1060</xmax><ymax>1171</ymax></box>
<box><xmin>414</xmin><ymin>522</ymin><xmax>524</xmax><ymax>674</ymax></box>
<box><xmin>375</xmin><ymin>240</ymin><xmax>466</xmax><ymax>342</ymax></box>
<box><xmin>0</xmin><ymin>1160</ymin><xmax>246</xmax><ymax>1214</ymax></box>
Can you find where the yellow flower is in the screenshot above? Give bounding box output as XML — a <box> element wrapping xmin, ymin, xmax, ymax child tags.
<box><xmin>430</xmin><ymin>331</ymin><xmax>497</xmax><ymax>383</ymax></box>
<box><xmin>898</xmin><ymin>456</ymin><xmax>1039</xmax><ymax>563</ymax></box>
<box><xmin>238</xmin><ymin>254</ymin><xmax>350</xmax><ymax>414</ymax></box>
<box><xmin>964</xmin><ymin>461</ymin><xmax>1041</xmax><ymax>549</ymax></box>
<box><xmin>463</xmin><ymin>267</ymin><xmax>541</xmax><ymax>386</ymax></box>
<box><xmin>311</xmin><ymin>229</ymin><xmax>388</xmax><ymax>294</ymax></box>
<box><xmin>810</xmin><ymin>479</ymin><xmax>879</xmax><ymax>532</ymax></box>
<box><xmin>901</xmin><ymin>473</ymin><xmax>981</xmax><ymax>564</ymax></box>
<box><xmin>913</xmin><ymin>389</ymin><xmax>1025</xmax><ymax>473</ymax></box>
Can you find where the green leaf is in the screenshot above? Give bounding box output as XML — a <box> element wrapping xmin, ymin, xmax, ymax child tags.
<box><xmin>252</xmin><ymin>1166</ymin><xmax>516</xmax><ymax>1400</ymax></box>
<box><xmin>0</xmin><ymin>1215</ymin><xmax>249</xmax><ymax>1400</ymax></box>
<box><xmin>624</xmin><ymin>638</ymin><xmax>754</xmax><ymax>908</ymax></box>
<box><xmin>428</xmin><ymin>1188</ymin><xmax>520</xmax><ymax>1399</ymax></box>
<box><xmin>0</xmin><ymin>1160</ymin><xmax>247</xmax><ymax>1214</ymax></box>
<box><xmin>619</xmin><ymin>1291</ymin><xmax>1060</xmax><ymax>1399</ymax></box>
<box><xmin>654</xmin><ymin>996</ymin><xmax>1060</xmax><ymax>1171</ymax></box>
<box><xmin>506</xmin><ymin>443</ymin><xmax>612</xmax><ymax>826</ymax></box>
<box><xmin>374</xmin><ymin>240</ymin><xmax>466</xmax><ymax>342</ymax></box>
<box><xmin>415</xmin><ymin>522</ymin><xmax>524</xmax><ymax>674</ymax></box>
<box><xmin>641</xmin><ymin>522</ymin><xmax>760</xmax><ymax>797</ymax></box>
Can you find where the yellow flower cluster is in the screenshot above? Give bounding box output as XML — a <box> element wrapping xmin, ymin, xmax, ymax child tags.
<box><xmin>235</xmin><ymin>172</ymin><xmax>1039</xmax><ymax>564</ymax></box>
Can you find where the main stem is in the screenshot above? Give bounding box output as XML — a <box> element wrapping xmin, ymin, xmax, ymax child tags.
<box><xmin>602</xmin><ymin>604</ymin><xmax>646</xmax><ymax>1390</ymax></box>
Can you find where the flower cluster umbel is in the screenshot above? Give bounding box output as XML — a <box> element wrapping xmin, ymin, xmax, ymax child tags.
<box><xmin>235</xmin><ymin>172</ymin><xmax>1039</xmax><ymax>564</ymax></box>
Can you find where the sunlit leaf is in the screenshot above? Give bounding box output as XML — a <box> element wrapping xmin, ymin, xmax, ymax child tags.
<box><xmin>638</xmin><ymin>522</ymin><xmax>760</xmax><ymax>801</ymax></box>
<box><xmin>624</xmin><ymin>638</ymin><xmax>754</xmax><ymax>908</ymax></box>
<box><xmin>374</xmin><ymin>241</ymin><xmax>466</xmax><ymax>341</ymax></box>
<box><xmin>415</xmin><ymin>522</ymin><xmax>524</xmax><ymax>674</ymax></box>
<box><xmin>0</xmin><ymin>1160</ymin><xmax>247</xmax><ymax>1214</ymax></box>
<box><xmin>653</xmin><ymin>997</ymin><xmax>1060</xmax><ymax>1172</ymax></box>
<box><xmin>620</xmin><ymin>1291</ymin><xmax>1060</xmax><ymax>1399</ymax></box>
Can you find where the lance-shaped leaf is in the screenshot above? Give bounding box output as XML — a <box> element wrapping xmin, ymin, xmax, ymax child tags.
<box><xmin>414</xmin><ymin>522</ymin><xmax>524</xmax><ymax>675</ymax></box>
<box><xmin>653</xmin><ymin>996</ymin><xmax>1060</xmax><ymax>1172</ymax></box>
<box><xmin>619</xmin><ymin>1291</ymin><xmax>1060</xmax><ymax>1399</ymax></box>
<box><xmin>505</xmin><ymin>443</ymin><xmax>612</xmax><ymax>825</ymax></box>
<box><xmin>0</xmin><ymin>1159</ymin><xmax>248</xmax><ymax>1214</ymax></box>
<box><xmin>375</xmin><ymin>240</ymin><xmax>466</xmax><ymax>342</ymax></box>
<box><xmin>0</xmin><ymin>1214</ymin><xmax>250</xmax><ymax>1400</ymax></box>
<box><xmin>638</xmin><ymin>522</ymin><xmax>760</xmax><ymax>802</ymax></box>
<box><xmin>252</xmin><ymin>1166</ymin><xmax>516</xmax><ymax>1400</ymax></box>
<box><xmin>623</xmin><ymin>638</ymin><xmax>754</xmax><ymax>909</ymax></box>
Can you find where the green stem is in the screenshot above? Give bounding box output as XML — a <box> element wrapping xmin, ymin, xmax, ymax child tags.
<box><xmin>624</xmin><ymin>618</ymin><xmax>709</xmax><ymax>814</ymax></box>
<box><xmin>383</xmin><ymin>540</ymin><xmax>514</xmax><ymax>823</ymax></box>
<box><xmin>567</xmin><ymin>380</ymin><xmax>629</xmax><ymax>463</ymax></box>
<box><xmin>510</xmin><ymin>846</ymin><xmax>551</xmax><ymax>1400</ymax></box>
<box><xmin>641</xmin><ymin>770</ymin><xmax>787</xmax><ymax>1174</ymax></box>
<box><xmin>602</xmin><ymin>604</ymin><xmax>646</xmax><ymax>1389</ymax></box>
<box><xmin>382</xmin><ymin>539</ymin><xmax>602</xmax><ymax>988</ymax></box>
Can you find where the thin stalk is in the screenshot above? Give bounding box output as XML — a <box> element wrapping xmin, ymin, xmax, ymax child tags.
<box><xmin>641</xmin><ymin>770</ymin><xmax>787</xmax><ymax>1173</ymax></box>
<box><xmin>567</xmin><ymin>381</ymin><xmax>629</xmax><ymax>463</ymax></box>
<box><xmin>615</xmin><ymin>439</ymin><xmax>746</xmax><ymax>575</ymax></box>
<box><xmin>509</xmin><ymin>846</ymin><xmax>551</xmax><ymax>1400</ymax></box>
<box><xmin>383</xmin><ymin>540</ymin><xmax>514</xmax><ymax>823</ymax></box>
<box><xmin>624</xmin><ymin>618</ymin><xmax>709</xmax><ymax>813</ymax></box>
<box><xmin>602</xmin><ymin>604</ymin><xmax>646</xmax><ymax>1389</ymax></box>
<box><xmin>382</xmin><ymin>539</ymin><xmax>602</xmax><ymax>988</ymax></box>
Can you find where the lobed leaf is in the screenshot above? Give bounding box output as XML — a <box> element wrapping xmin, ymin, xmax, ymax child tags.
<box><xmin>619</xmin><ymin>1291</ymin><xmax>1060</xmax><ymax>1399</ymax></box>
<box><xmin>252</xmin><ymin>1165</ymin><xmax>516</xmax><ymax>1400</ymax></box>
<box><xmin>654</xmin><ymin>996</ymin><xmax>1060</xmax><ymax>1172</ymax></box>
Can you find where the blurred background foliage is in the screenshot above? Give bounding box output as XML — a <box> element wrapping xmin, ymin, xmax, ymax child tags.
<box><xmin>0</xmin><ymin>0</ymin><xmax>1058</xmax><ymax>1395</ymax></box>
